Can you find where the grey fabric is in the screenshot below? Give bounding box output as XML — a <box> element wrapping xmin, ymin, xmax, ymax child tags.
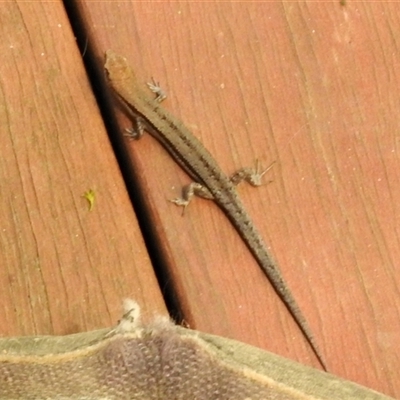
<box><xmin>0</xmin><ymin>303</ymin><xmax>393</xmax><ymax>400</ymax></box>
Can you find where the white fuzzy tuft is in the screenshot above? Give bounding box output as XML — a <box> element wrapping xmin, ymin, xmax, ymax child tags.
<box><xmin>115</xmin><ymin>299</ymin><xmax>141</xmax><ymax>333</ymax></box>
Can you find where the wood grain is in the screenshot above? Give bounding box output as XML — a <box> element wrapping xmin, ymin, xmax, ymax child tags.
<box><xmin>79</xmin><ymin>1</ymin><xmax>399</xmax><ymax>395</ymax></box>
<box><xmin>0</xmin><ymin>2</ymin><xmax>167</xmax><ymax>336</ymax></box>
<box><xmin>0</xmin><ymin>1</ymin><xmax>399</xmax><ymax>398</ymax></box>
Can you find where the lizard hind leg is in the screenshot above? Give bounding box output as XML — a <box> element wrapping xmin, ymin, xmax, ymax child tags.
<box><xmin>230</xmin><ymin>160</ymin><xmax>276</xmax><ymax>187</ymax></box>
<box><xmin>170</xmin><ymin>182</ymin><xmax>214</xmax><ymax>214</ymax></box>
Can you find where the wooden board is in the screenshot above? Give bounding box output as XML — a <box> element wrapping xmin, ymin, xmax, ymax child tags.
<box><xmin>0</xmin><ymin>1</ymin><xmax>398</xmax><ymax>397</ymax></box>
<box><xmin>0</xmin><ymin>2</ymin><xmax>167</xmax><ymax>336</ymax></box>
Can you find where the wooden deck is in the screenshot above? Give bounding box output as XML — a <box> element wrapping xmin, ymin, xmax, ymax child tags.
<box><xmin>0</xmin><ymin>2</ymin><xmax>399</xmax><ymax>397</ymax></box>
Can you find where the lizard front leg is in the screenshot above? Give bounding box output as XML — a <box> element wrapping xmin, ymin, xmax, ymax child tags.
<box><xmin>124</xmin><ymin>115</ymin><xmax>147</xmax><ymax>139</ymax></box>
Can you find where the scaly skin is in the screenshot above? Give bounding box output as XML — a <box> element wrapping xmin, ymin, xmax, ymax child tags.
<box><xmin>104</xmin><ymin>50</ymin><xmax>326</xmax><ymax>369</ymax></box>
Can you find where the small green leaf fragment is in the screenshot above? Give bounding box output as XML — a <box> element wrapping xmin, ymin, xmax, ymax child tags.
<box><xmin>83</xmin><ymin>189</ymin><xmax>96</xmax><ymax>211</ymax></box>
